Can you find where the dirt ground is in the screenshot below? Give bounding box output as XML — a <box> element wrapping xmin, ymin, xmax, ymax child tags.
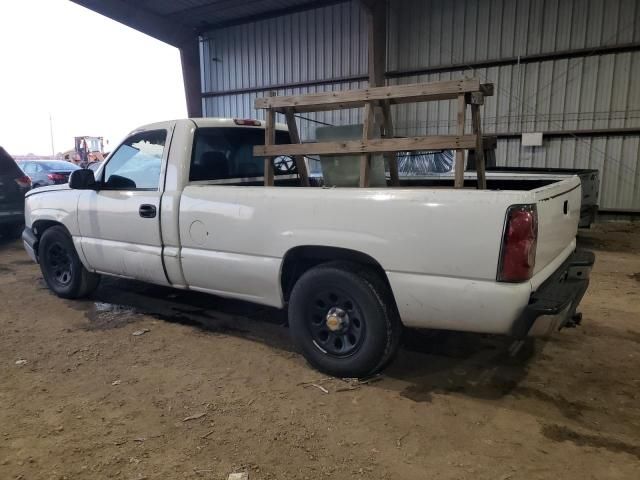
<box><xmin>1</xmin><ymin>223</ymin><xmax>639</xmax><ymax>480</ymax></box>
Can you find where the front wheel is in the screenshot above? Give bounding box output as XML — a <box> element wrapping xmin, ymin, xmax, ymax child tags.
<box><xmin>288</xmin><ymin>262</ymin><xmax>401</xmax><ymax>378</ymax></box>
<box><xmin>38</xmin><ymin>226</ymin><xmax>100</xmax><ymax>299</ymax></box>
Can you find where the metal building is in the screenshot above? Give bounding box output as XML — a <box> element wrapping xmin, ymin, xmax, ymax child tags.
<box><xmin>73</xmin><ymin>0</ymin><xmax>640</xmax><ymax>213</ymax></box>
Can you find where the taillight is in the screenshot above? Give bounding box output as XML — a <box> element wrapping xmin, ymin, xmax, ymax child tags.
<box><xmin>497</xmin><ymin>204</ymin><xmax>538</xmax><ymax>282</ymax></box>
<box><xmin>233</xmin><ymin>118</ymin><xmax>261</xmax><ymax>126</ymax></box>
<box><xmin>47</xmin><ymin>173</ymin><xmax>67</xmax><ymax>182</ymax></box>
<box><xmin>14</xmin><ymin>175</ymin><xmax>31</xmax><ymax>188</ymax></box>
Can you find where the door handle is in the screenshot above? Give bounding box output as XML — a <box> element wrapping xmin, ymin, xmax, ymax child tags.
<box><xmin>139</xmin><ymin>204</ymin><xmax>157</xmax><ymax>218</ymax></box>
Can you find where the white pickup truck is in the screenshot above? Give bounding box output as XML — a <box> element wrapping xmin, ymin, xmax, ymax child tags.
<box><xmin>23</xmin><ymin>118</ymin><xmax>594</xmax><ymax>377</ymax></box>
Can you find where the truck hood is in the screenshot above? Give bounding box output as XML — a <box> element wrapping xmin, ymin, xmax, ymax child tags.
<box><xmin>25</xmin><ymin>183</ymin><xmax>71</xmax><ymax>197</ymax></box>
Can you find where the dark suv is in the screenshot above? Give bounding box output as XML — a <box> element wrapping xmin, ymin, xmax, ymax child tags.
<box><xmin>0</xmin><ymin>147</ymin><xmax>31</xmax><ymax>239</ymax></box>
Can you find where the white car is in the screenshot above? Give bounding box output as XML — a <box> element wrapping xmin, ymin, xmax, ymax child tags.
<box><xmin>22</xmin><ymin>118</ymin><xmax>594</xmax><ymax>377</ymax></box>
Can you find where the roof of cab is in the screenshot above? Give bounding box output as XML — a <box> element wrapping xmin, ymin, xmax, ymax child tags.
<box><xmin>130</xmin><ymin>118</ymin><xmax>289</xmax><ymax>136</ymax></box>
<box><xmin>192</xmin><ymin>117</ymin><xmax>288</xmax><ymax>131</ymax></box>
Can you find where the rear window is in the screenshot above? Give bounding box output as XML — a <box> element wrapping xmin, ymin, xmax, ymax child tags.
<box><xmin>0</xmin><ymin>147</ymin><xmax>21</xmax><ymax>176</ymax></box>
<box><xmin>190</xmin><ymin>127</ymin><xmax>291</xmax><ymax>182</ymax></box>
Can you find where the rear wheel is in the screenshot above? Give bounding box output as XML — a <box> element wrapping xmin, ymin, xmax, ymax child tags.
<box><xmin>38</xmin><ymin>226</ymin><xmax>100</xmax><ymax>298</ymax></box>
<box><xmin>288</xmin><ymin>262</ymin><xmax>401</xmax><ymax>378</ymax></box>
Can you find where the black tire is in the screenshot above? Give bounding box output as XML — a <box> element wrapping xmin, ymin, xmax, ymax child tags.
<box><xmin>288</xmin><ymin>261</ymin><xmax>401</xmax><ymax>378</ymax></box>
<box><xmin>38</xmin><ymin>226</ymin><xmax>100</xmax><ymax>299</ymax></box>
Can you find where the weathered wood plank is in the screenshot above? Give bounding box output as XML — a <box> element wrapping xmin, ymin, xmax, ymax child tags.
<box><xmin>471</xmin><ymin>103</ymin><xmax>487</xmax><ymax>189</ymax></box>
<box><xmin>284</xmin><ymin>108</ymin><xmax>310</xmax><ymax>186</ymax></box>
<box><xmin>380</xmin><ymin>100</ymin><xmax>399</xmax><ymax>186</ymax></box>
<box><xmin>255</xmin><ymin>79</ymin><xmax>484</xmax><ymax>113</ymax></box>
<box><xmin>359</xmin><ymin>102</ymin><xmax>375</xmax><ymax>187</ymax></box>
<box><xmin>263</xmin><ymin>92</ymin><xmax>276</xmax><ymax>186</ymax></box>
<box><xmin>254</xmin><ymin>135</ymin><xmax>477</xmax><ymax>157</ymax></box>
<box><xmin>454</xmin><ymin>94</ymin><xmax>467</xmax><ymax>188</ymax></box>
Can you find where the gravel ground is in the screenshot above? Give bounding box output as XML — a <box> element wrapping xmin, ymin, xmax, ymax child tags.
<box><xmin>1</xmin><ymin>222</ymin><xmax>639</xmax><ymax>480</ymax></box>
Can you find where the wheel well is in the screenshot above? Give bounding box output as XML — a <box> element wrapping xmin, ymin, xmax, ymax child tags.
<box><xmin>32</xmin><ymin>220</ymin><xmax>65</xmax><ymax>238</ymax></box>
<box><xmin>280</xmin><ymin>246</ymin><xmax>393</xmax><ymax>302</ymax></box>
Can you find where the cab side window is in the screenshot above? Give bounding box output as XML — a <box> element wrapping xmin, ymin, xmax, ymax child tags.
<box><xmin>103</xmin><ymin>130</ymin><xmax>166</xmax><ymax>190</ymax></box>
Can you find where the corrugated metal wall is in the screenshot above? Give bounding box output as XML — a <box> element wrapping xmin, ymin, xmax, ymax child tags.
<box><xmin>201</xmin><ymin>0</ymin><xmax>640</xmax><ymax>210</ymax></box>
<box><xmin>201</xmin><ymin>1</ymin><xmax>368</xmax><ymax>141</ymax></box>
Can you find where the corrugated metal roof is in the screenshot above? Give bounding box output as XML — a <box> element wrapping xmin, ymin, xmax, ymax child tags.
<box><xmin>117</xmin><ymin>0</ymin><xmax>347</xmax><ymax>30</ymax></box>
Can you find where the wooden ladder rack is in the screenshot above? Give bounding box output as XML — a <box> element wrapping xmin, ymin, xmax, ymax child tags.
<box><xmin>254</xmin><ymin>78</ymin><xmax>493</xmax><ymax>189</ymax></box>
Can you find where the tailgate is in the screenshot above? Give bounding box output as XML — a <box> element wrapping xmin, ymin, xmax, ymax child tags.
<box><xmin>532</xmin><ymin>176</ymin><xmax>582</xmax><ymax>275</ymax></box>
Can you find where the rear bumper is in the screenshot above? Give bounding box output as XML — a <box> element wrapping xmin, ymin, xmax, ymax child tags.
<box><xmin>511</xmin><ymin>250</ymin><xmax>595</xmax><ymax>337</ymax></box>
<box><xmin>578</xmin><ymin>204</ymin><xmax>598</xmax><ymax>228</ymax></box>
<box><xmin>22</xmin><ymin>227</ymin><xmax>38</xmax><ymax>262</ymax></box>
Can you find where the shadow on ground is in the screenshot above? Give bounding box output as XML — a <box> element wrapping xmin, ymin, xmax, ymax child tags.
<box><xmin>67</xmin><ymin>276</ymin><xmax>293</xmax><ymax>351</ymax></box>
<box><xmin>66</xmin><ymin>275</ymin><xmax>541</xmax><ymax>405</ymax></box>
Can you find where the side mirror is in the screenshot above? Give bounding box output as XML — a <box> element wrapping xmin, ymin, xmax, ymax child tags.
<box><xmin>69</xmin><ymin>169</ymin><xmax>97</xmax><ymax>190</ymax></box>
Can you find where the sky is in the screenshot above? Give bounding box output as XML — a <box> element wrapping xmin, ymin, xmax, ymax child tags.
<box><xmin>0</xmin><ymin>0</ymin><xmax>187</xmax><ymax>155</ymax></box>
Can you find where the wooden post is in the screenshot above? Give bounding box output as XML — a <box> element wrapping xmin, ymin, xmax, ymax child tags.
<box><xmin>471</xmin><ymin>101</ymin><xmax>487</xmax><ymax>189</ymax></box>
<box><xmin>264</xmin><ymin>92</ymin><xmax>276</xmax><ymax>186</ymax></box>
<box><xmin>454</xmin><ymin>94</ymin><xmax>467</xmax><ymax>188</ymax></box>
<box><xmin>380</xmin><ymin>100</ymin><xmax>399</xmax><ymax>186</ymax></box>
<box><xmin>284</xmin><ymin>108</ymin><xmax>310</xmax><ymax>186</ymax></box>
<box><xmin>362</xmin><ymin>0</ymin><xmax>386</xmax><ymax>187</ymax></box>
<box><xmin>360</xmin><ymin>102</ymin><xmax>374</xmax><ymax>187</ymax></box>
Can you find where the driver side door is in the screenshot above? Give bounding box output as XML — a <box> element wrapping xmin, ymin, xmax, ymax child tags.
<box><xmin>77</xmin><ymin>126</ymin><xmax>172</xmax><ymax>285</ymax></box>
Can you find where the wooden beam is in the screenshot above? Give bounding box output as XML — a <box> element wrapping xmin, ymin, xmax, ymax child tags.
<box><xmin>380</xmin><ymin>100</ymin><xmax>399</xmax><ymax>186</ymax></box>
<box><xmin>471</xmin><ymin>103</ymin><xmax>487</xmax><ymax>189</ymax></box>
<box><xmin>255</xmin><ymin>79</ymin><xmax>483</xmax><ymax>113</ymax></box>
<box><xmin>363</xmin><ymin>0</ymin><xmax>386</xmax><ymax>181</ymax></box>
<box><xmin>263</xmin><ymin>92</ymin><xmax>276</xmax><ymax>186</ymax></box>
<box><xmin>454</xmin><ymin>94</ymin><xmax>467</xmax><ymax>188</ymax></box>
<box><xmin>254</xmin><ymin>135</ymin><xmax>477</xmax><ymax>157</ymax></box>
<box><xmin>284</xmin><ymin>109</ymin><xmax>310</xmax><ymax>186</ymax></box>
<box><xmin>359</xmin><ymin>102</ymin><xmax>375</xmax><ymax>187</ymax></box>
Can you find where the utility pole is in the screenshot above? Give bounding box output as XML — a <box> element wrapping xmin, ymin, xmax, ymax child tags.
<box><xmin>49</xmin><ymin>113</ymin><xmax>55</xmax><ymax>157</ymax></box>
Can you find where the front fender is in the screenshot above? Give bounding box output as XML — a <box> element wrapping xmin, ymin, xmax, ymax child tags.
<box><xmin>26</xmin><ymin>190</ymin><xmax>82</xmax><ymax>235</ymax></box>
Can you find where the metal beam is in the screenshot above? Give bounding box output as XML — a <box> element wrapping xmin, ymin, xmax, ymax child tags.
<box><xmin>180</xmin><ymin>38</ymin><xmax>203</xmax><ymax>117</ymax></box>
<box><xmin>386</xmin><ymin>42</ymin><xmax>640</xmax><ymax>78</ymax></box>
<box><xmin>197</xmin><ymin>0</ymin><xmax>348</xmax><ymax>33</ymax></box>
<box><xmin>71</xmin><ymin>0</ymin><xmax>202</xmax><ymax>117</ymax></box>
<box><xmin>201</xmin><ymin>42</ymin><xmax>640</xmax><ymax>98</ymax></box>
<box><xmin>360</xmin><ymin>0</ymin><xmax>386</xmax><ymax>88</ymax></box>
<box><xmin>494</xmin><ymin>127</ymin><xmax>640</xmax><ymax>139</ymax></box>
<box><xmin>70</xmin><ymin>0</ymin><xmax>195</xmax><ymax>47</ymax></box>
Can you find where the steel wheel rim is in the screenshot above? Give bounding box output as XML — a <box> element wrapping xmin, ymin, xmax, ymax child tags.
<box><xmin>308</xmin><ymin>288</ymin><xmax>366</xmax><ymax>357</ymax></box>
<box><xmin>47</xmin><ymin>242</ymin><xmax>73</xmax><ymax>286</ymax></box>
